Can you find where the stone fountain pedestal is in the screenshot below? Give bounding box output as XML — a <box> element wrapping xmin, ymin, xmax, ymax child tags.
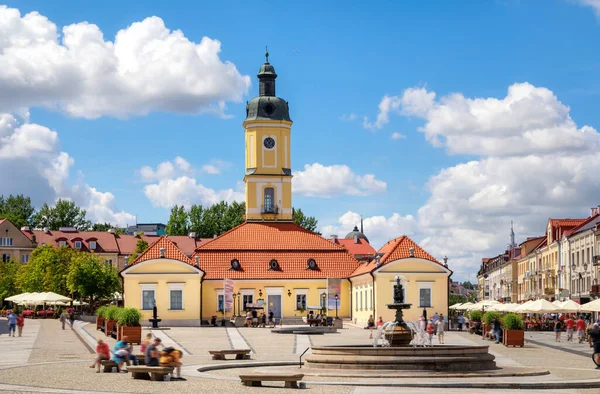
<box><xmin>385</xmin><ymin>302</ymin><xmax>413</xmax><ymax>347</ymax></box>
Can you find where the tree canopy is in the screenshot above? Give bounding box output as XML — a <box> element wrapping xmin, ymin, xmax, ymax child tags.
<box><xmin>166</xmin><ymin>201</ymin><xmax>320</xmax><ymax>237</ymax></box>
<box><xmin>67</xmin><ymin>252</ymin><xmax>120</xmax><ymax>305</ymax></box>
<box><xmin>0</xmin><ymin>194</ymin><xmax>35</xmax><ymax>228</ymax></box>
<box><xmin>92</xmin><ymin>222</ymin><xmax>125</xmax><ymax>234</ymax></box>
<box><xmin>0</xmin><ymin>259</ymin><xmax>20</xmax><ymax>301</ymax></box>
<box><xmin>32</xmin><ymin>199</ymin><xmax>91</xmax><ymax>230</ymax></box>
<box><xmin>17</xmin><ymin>245</ymin><xmax>73</xmax><ymax>295</ymax></box>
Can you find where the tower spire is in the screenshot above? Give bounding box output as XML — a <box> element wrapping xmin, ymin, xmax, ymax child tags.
<box><xmin>360</xmin><ymin>216</ymin><xmax>364</xmax><ymax>234</ymax></box>
<box><xmin>509</xmin><ymin>220</ymin><xmax>516</xmax><ymax>249</ymax></box>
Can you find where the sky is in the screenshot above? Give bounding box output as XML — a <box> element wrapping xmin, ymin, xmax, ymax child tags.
<box><xmin>1</xmin><ymin>0</ymin><xmax>600</xmax><ymax>281</ymax></box>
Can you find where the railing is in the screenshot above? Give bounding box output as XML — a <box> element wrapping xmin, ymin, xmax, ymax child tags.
<box><xmin>261</xmin><ymin>205</ymin><xmax>279</xmax><ymax>214</ymax></box>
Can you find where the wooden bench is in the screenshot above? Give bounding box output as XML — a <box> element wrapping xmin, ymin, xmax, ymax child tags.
<box><xmin>209</xmin><ymin>349</ymin><xmax>251</xmax><ymax>360</ymax></box>
<box><xmin>127</xmin><ymin>366</ymin><xmax>174</xmax><ymax>381</ymax></box>
<box><xmin>239</xmin><ymin>373</ymin><xmax>304</xmax><ymax>388</ymax></box>
<box><xmin>100</xmin><ymin>355</ymin><xmax>145</xmax><ymax>372</ymax></box>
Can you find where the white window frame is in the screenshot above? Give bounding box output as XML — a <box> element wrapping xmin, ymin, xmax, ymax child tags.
<box><xmin>168</xmin><ymin>283</ymin><xmax>184</xmax><ymax>310</ymax></box>
<box><xmin>74</xmin><ymin>241</ymin><xmax>82</xmax><ymax>249</ymax></box>
<box><xmin>360</xmin><ymin>288</ymin><xmax>363</xmax><ymax>310</ymax></box>
<box><xmin>216</xmin><ymin>289</ymin><xmax>224</xmax><ymax>312</ymax></box>
<box><xmin>369</xmin><ymin>284</ymin><xmax>373</xmax><ymax>310</ymax></box>
<box><xmin>140</xmin><ymin>283</ymin><xmax>157</xmax><ymax>310</ymax></box>
<box><xmin>418</xmin><ymin>282</ymin><xmax>433</xmax><ymax>308</ymax></box>
<box><xmin>21</xmin><ymin>254</ymin><xmax>29</xmax><ymax>264</ymax></box>
<box><xmin>241</xmin><ymin>289</ymin><xmax>254</xmax><ymax>310</ymax></box>
<box><xmin>294</xmin><ymin>289</ymin><xmax>308</xmax><ymax>310</ymax></box>
<box><xmin>89</xmin><ymin>241</ymin><xmax>97</xmax><ymax>250</ymax></box>
<box><xmin>1</xmin><ymin>237</ymin><xmax>13</xmax><ymax>246</ymax></box>
<box><xmin>355</xmin><ymin>287</ymin><xmax>358</xmax><ymax>311</ymax></box>
<box><xmin>58</xmin><ymin>240</ymin><xmax>67</xmax><ymax>247</ymax></box>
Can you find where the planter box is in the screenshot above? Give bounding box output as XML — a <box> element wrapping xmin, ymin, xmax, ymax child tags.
<box><xmin>104</xmin><ymin>319</ymin><xmax>116</xmax><ymax>337</ymax></box>
<box><xmin>503</xmin><ymin>328</ymin><xmax>524</xmax><ymax>347</ymax></box>
<box><xmin>96</xmin><ymin>316</ymin><xmax>105</xmax><ymax>331</ymax></box>
<box><xmin>118</xmin><ymin>324</ymin><xmax>142</xmax><ymax>344</ymax></box>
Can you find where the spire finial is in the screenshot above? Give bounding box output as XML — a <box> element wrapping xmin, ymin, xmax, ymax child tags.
<box><xmin>265</xmin><ymin>46</ymin><xmax>269</xmax><ymax>62</ymax></box>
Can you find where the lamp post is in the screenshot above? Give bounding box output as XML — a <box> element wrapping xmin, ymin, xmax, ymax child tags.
<box><xmin>321</xmin><ymin>293</ymin><xmax>327</xmax><ymax>315</ymax></box>
<box><xmin>334</xmin><ymin>293</ymin><xmax>339</xmax><ymax>319</ymax></box>
<box><xmin>584</xmin><ymin>263</ymin><xmax>589</xmax><ymax>300</ymax></box>
<box><xmin>572</xmin><ymin>262</ymin><xmax>579</xmax><ymax>301</ymax></box>
<box><xmin>236</xmin><ymin>291</ymin><xmax>241</xmax><ymax>314</ymax></box>
<box><xmin>232</xmin><ymin>292</ymin><xmax>237</xmax><ymax>317</ymax></box>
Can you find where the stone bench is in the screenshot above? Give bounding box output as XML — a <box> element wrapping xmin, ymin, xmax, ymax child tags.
<box><xmin>100</xmin><ymin>355</ymin><xmax>145</xmax><ymax>372</ymax></box>
<box><xmin>127</xmin><ymin>366</ymin><xmax>174</xmax><ymax>381</ymax></box>
<box><xmin>239</xmin><ymin>373</ymin><xmax>304</xmax><ymax>388</ymax></box>
<box><xmin>209</xmin><ymin>349</ymin><xmax>251</xmax><ymax>360</ymax></box>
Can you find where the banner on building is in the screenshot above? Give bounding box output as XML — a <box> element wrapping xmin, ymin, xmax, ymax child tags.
<box><xmin>327</xmin><ymin>278</ymin><xmax>341</xmax><ymax>311</ymax></box>
<box><xmin>224</xmin><ymin>278</ymin><xmax>234</xmax><ymax>313</ymax></box>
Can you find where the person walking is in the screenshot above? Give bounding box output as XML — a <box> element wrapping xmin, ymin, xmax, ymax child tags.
<box><xmin>377</xmin><ymin>316</ymin><xmax>384</xmax><ymax>328</ymax></box>
<box><xmin>432</xmin><ymin>312</ymin><xmax>439</xmax><ymax>335</ymax></box>
<box><xmin>554</xmin><ymin>318</ymin><xmax>563</xmax><ymax>342</ymax></box>
<box><xmin>68</xmin><ymin>309</ymin><xmax>75</xmax><ymax>329</ymax></box>
<box><xmin>588</xmin><ymin>323</ymin><xmax>600</xmax><ymax>369</ymax></box>
<box><xmin>426</xmin><ymin>320</ymin><xmax>434</xmax><ymax>345</ymax></box>
<box><xmin>565</xmin><ymin>315</ymin><xmax>575</xmax><ymax>342</ymax></box>
<box><xmin>436</xmin><ymin>314</ymin><xmax>445</xmax><ymax>344</ymax></box>
<box><xmin>6</xmin><ymin>310</ymin><xmax>17</xmax><ymax>337</ymax></box>
<box><xmin>457</xmin><ymin>314</ymin><xmax>464</xmax><ymax>332</ymax></box>
<box><xmin>16</xmin><ymin>313</ymin><xmax>24</xmax><ymax>337</ymax></box>
<box><xmin>59</xmin><ymin>310</ymin><xmax>67</xmax><ymax>330</ymax></box>
<box><xmin>368</xmin><ymin>315</ymin><xmax>375</xmax><ymax>339</ymax></box>
<box><xmin>577</xmin><ymin>316</ymin><xmax>587</xmax><ymax>344</ymax></box>
<box><xmin>493</xmin><ymin>317</ymin><xmax>502</xmax><ymax>344</ymax></box>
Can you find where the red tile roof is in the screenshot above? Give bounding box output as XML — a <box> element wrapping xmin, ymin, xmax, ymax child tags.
<box><xmin>194</xmin><ymin>222</ymin><xmax>359</xmax><ymax>279</ymax></box>
<box><xmin>564</xmin><ymin>214</ymin><xmax>600</xmax><ymax>237</ymax></box>
<box><xmin>130</xmin><ymin>236</ymin><xmax>193</xmax><ymax>265</ymax></box>
<box><xmin>26</xmin><ymin>229</ymin><xmax>120</xmax><ymax>253</ymax></box>
<box><xmin>334</xmin><ymin>238</ymin><xmax>377</xmax><ymax>257</ymax></box>
<box><xmin>351</xmin><ymin>236</ymin><xmax>441</xmax><ymax>277</ymax></box>
<box><xmin>115</xmin><ymin>234</ymin><xmax>210</xmax><ymax>257</ymax></box>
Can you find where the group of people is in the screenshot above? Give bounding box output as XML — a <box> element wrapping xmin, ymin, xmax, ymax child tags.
<box><xmin>307</xmin><ymin>310</ymin><xmax>334</xmax><ymax>327</ymax></box>
<box><xmin>419</xmin><ymin>312</ymin><xmax>446</xmax><ymax>344</ymax></box>
<box><xmin>244</xmin><ymin>309</ymin><xmax>274</xmax><ymax>328</ymax></box>
<box><xmin>3</xmin><ymin>310</ymin><xmax>25</xmax><ymax>337</ymax></box>
<box><xmin>367</xmin><ymin>315</ymin><xmax>384</xmax><ymax>339</ymax></box>
<box><xmin>89</xmin><ymin>333</ymin><xmax>185</xmax><ymax>380</ymax></box>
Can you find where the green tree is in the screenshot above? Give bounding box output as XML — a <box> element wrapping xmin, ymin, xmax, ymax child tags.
<box><xmin>449</xmin><ymin>294</ymin><xmax>468</xmax><ymax>307</ymax></box>
<box><xmin>462</xmin><ymin>281</ymin><xmax>474</xmax><ymax>290</ymax></box>
<box><xmin>133</xmin><ymin>239</ymin><xmax>149</xmax><ymax>256</ymax></box>
<box><xmin>32</xmin><ymin>199</ymin><xmax>91</xmax><ymax>230</ymax></box>
<box><xmin>223</xmin><ymin>201</ymin><xmax>245</xmax><ymax>232</ymax></box>
<box><xmin>165</xmin><ymin>205</ymin><xmax>189</xmax><ymax>236</ymax></box>
<box><xmin>67</xmin><ymin>251</ymin><xmax>120</xmax><ymax>306</ymax></box>
<box><xmin>0</xmin><ymin>259</ymin><xmax>20</xmax><ymax>301</ymax></box>
<box><xmin>0</xmin><ymin>194</ymin><xmax>35</xmax><ymax>228</ymax></box>
<box><xmin>293</xmin><ymin>208</ymin><xmax>320</xmax><ymax>234</ymax></box>
<box><xmin>202</xmin><ymin>201</ymin><xmax>228</xmax><ymax>237</ymax></box>
<box><xmin>188</xmin><ymin>204</ymin><xmax>205</xmax><ymax>236</ymax></box>
<box><xmin>91</xmin><ymin>222</ymin><xmax>124</xmax><ymax>234</ymax></box>
<box><xmin>17</xmin><ymin>245</ymin><xmax>73</xmax><ymax>295</ymax></box>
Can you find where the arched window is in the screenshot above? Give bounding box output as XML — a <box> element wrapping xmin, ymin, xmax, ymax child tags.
<box><xmin>263</xmin><ymin>187</ymin><xmax>275</xmax><ymax>213</ymax></box>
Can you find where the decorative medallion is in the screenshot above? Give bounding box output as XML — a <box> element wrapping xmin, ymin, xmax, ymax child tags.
<box><xmin>263</xmin><ymin>137</ymin><xmax>275</xmax><ymax>149</ymax></box>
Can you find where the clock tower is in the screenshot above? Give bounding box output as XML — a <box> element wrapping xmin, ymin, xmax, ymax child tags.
<box><xmin>243</xmin><ymin>50</ymin><xmax>293</xmax><ymax>222</ymax></box>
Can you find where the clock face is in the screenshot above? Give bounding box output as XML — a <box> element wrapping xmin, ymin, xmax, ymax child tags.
<box><xmin>264</xmin><ymin>137</ymin><xmax>275</xmax><ymax>149</ymax></box>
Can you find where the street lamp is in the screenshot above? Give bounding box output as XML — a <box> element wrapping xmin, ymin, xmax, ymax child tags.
<box><xmin>236</xmin><ymin>291</ymin><xmax>241</xmax><ymax>315</ymax></box>
<box><xmin>232</xmin><ymin>292</ymin><xmax>237</xmax><ymax>317</ymax></box>
<box><xmin>334</xmin><ymin>293</ymin><xmax>339</xmax><ymax>319</ymax></box>
<box><xmin>321</xmin><ymin>293</ymin><xmax>327</xmax><ymax>315</ymax></box>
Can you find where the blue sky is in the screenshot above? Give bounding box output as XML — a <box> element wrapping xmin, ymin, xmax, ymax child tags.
<box><xmin>2</xmin><ymin>1</ymin><xmax>600</xmax><ymax>280</ymax></box>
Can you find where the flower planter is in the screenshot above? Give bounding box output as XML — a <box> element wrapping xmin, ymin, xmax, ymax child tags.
<box><xmin>104</xmin><ymin>319</ymin><xmax>116</xmax><ymax>337</ymax></box>
<box><xmin>118</xmin><ymin>324</ymin><xmax>142</xmax><ymax>344</ymax></box>
<box><xmin>503</xmin><ymin>329</ymin><xmax>524</xmax><ymax>347</ymax></box>
<box><xmin>96</xmin><ymin>316</ymin><xmax>105</xmax><ymax>331</ymax></box>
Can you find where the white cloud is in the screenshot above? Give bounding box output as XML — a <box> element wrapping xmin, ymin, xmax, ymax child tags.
<box><xmin>292</xmin><ymin>163</ymin><xmax>387</xmax><ymax>197</ymax></box>
<box><xmin>139</xmin><ymin>157</ymin><xmax>230</xmax><ymax>182</ymax></box>
<box><xmin>340</xmin><ymin>113</ymin><xmax>357</xmax><ymax>121</ymax></box>
<box><xmin>575</xmin><ymin>0</ymin><xmax>600</xmax><ymax>16</ymax></box>
<box><xmin>143</xmin><ymin>176</ymin><xmax>243</xmax><ymax>208</ymax></box>
<box><xmin>363</xmin><ymin>95</ymin><xmax>402</xmax><ymax>130</ymax></box>
<box><xmin>0</xmin><ymin>113</ymin><xmax>135</xmax><ymax>226</ymax></box>
<box><xmin>391</xmin><ymin>132</ymin><xmax>406</xmax><ymax>140</ymax></box>
<box><xmin>0</xmin><ymin>6</ymin><xmax>251</xmax><ymax>119</ymax></box>
<box><xmin>320</xmin><ymin>211</ymin><xmax>418</xmax><ymax>250</ymax></box>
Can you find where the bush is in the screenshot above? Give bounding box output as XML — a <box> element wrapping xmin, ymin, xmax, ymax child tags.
<box><xmin>469</xmin><ymin>310</ymin><xmax>483</xmax><ymax>321</ymax></box>
<box><xmin>502</xmin><ymin>313</ymin><xmax>523</xmax><ymax>330</ymax></box>
<box><xmin>117</xmin><ymin>307</ymin><xmax>142</xmax><ymax>326</ymax></box>
<box><xmin>96</xmin><ymin>305</ymin><xmax>108</xmax><ymax>318</ymax></box>
<box><xmin>105</xmin><ymin>305</ymin><xmax>121</xmax><ymax>321</ymax></box>
<box><xmin>483</xmin><ymin>311</ymin><xmax>500</xmax><ymax>325</ymax></box>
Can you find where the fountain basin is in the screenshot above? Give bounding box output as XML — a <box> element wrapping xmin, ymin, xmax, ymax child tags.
<box><xmin>304</xmin><ymin>345</ymin><xmax>496</xmax><ymax>371</ymax></box>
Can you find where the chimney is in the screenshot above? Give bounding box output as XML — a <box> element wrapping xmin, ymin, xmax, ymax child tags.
<box><xmin>375</xmin><ymin>255</ymin><xmax>381</xmax><ymax>267</ymax></box>
<box><xmin>43</xmin><ymin>227</ymin><xmax>50</xmax><ymax>234</ymax></box>
<box><xmin>354</xmin><ymin>234</ymin><xmax>358</xmax><ymax>244</ymax></box>
<box><xmin>213</xmin><ymin>234</ymin><xmax>217</xmax><ymax>238</ymax></box>
<box><xmin>159</xmin><ymin>248</ymin><xmax>166</xmax><ymax>258</ymax></box>
<box><xmin>330</xmin><ymin>234</ymin><xmax>338</xmax><ymax>243</ymax></box>
<box><xmin>124</xmin><ymin>256</ymin><xmax>129</xmax><ymax>266</ymax></box>
<box><xmin>409</xmin><ymin>246</ymin><xmax>415</xmax><ymax>257</ymax></box>
<box><xmin>108</xmin><ymin>228</ymin><xmax>114</xmax><ymax>234</ymax></box>
<box><xmin>20</xmin><ymin>226</ymin><xmax>30</xmax><ymax>232</ymax></box>
<box><xmin>592</xmin><ymin>205</ymin><xmax>600</xmax><ymax>217</ymax></box>
<box><xmin>189</xmin><ymin>232</ymin><xmax>196</xmax><ymax>238</ymax></box>
<box><xmin>195</xmin><ymin>255</ymin><xmax>200</xmax><ymax>267</ymax></box>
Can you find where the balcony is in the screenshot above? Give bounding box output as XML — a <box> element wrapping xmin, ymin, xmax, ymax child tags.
<box><xmin>261</xmin><ymin>205</ymin><xmax>279</xmax><ymax>215</ymax></box>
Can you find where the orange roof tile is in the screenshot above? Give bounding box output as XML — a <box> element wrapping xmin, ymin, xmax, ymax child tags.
<box><xmin>550</xmin><ymin>219</ymin><xmax>587</xmax><ymax>228</ymax></box>
<box><xmin>27</xmin><ymin>230</ymin><xmax>119</xmax><ymax>253</ymax></box>
<box><xmin>351</xmin><ymin>236</ymin><xmax>441</xmax><ymax>277</ymax></box>
<box><xmin>129</xmin><ymin>236</ymin><xmax>193</xmax><ymax>266</ymax></box>
<box><xmin>195</xmin><ymin>222</ymin><xmax>359</xmax><ymax>279</ymax></box>
<box><xmin>116</xmin><ymin>234</ymin><xmax>210</xmax><ymax>257</ymax></box>
<box><xmin>564</xmin><ymin>214</ymin><xmax>600</xmax><ymax>237</ymax></box>
<box><xmin>335</xmin><ymin>238</ymin><xmax>377</xmax><ymax>257</ymax></box>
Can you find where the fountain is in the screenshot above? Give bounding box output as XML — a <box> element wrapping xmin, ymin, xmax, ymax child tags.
<box><xmin>384</xmin><ymin>276</ymin><xmax>413</xmax><ymax>347</ymax></box>
<box><xmin>304</xmin><ymin>276</ymin><xmax>498</xmax><ymax>371</ymax></box>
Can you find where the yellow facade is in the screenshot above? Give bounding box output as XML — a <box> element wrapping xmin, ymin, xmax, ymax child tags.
<box><xmin>202</xmin><ymin>279</ymin><xmax>351</xmax><ymax>320</ymax></box>
<box><xmin>243</xmin><ymin>120</ymin><xmax>293</xmax><ymax>222</ymax></box>
<box><xmin>122</xmin><ymin>258</ymin><xmax>203</xmax><ymax>325</ymax></box>
<box><xmin>351</xmin><ymin>258</ymin><xmax>450</xmax><ymax>325</ymax></box>
<box><xmin>0</xmin><ymin>220</ymin><xmax>35</xmax><ymax>264</ymax></box>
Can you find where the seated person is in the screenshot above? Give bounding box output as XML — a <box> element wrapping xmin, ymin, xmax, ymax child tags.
<box><xmin>159</xmin><ymin>346</ymin><xmax>185</xmax><ymax>381</ymax></box>
<box><xmin>112</xmin><ymin>335</ymin><xmax>138</xmax><ymax>372</ymax></box>
<box><xmin>145</xmin><ymin>337</ymin><xmax>162</xmax><ymax>366</ymax></box>
<box><xmin>89</xmin><ymin>338</ymin><xmax>110</xmax><ymax>373</ymax></box>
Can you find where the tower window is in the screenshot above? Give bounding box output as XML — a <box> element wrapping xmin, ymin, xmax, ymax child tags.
<box><xmin>263</xmin><ymin>187</ymin><xmax>275</xmax><ymax>213</ymax></box>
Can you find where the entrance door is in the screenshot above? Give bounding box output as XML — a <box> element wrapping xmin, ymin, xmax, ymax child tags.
<box><xmin>268</xmin><ymin>295</ymin><xmax>282</xmax><ymax>319</ymax></box>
